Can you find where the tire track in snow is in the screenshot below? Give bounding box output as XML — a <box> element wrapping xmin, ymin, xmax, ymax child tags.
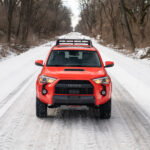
<box><xmin>44</xmin><ymin>113</ymin><xmax>66</xmax><ymax>150</ymax></box>
<box><xmin>0</xmin><ymin>72</ymin><xmax>37</xmax><ymax>118</ymax></box>
<box><xmin>112</xmin><ymin>77</ymin><xmax>150</xmax><ymax>150</ymax></box>
<box><xmin>0</xmin><ymin>112</ymin><xmax>25</xmax><ymax>150</ymax></box>
<box><xmin>62</xmin><ymin>111</ymin><xmax>98</xmax><ymax>150</ymax></box>
<box><xmin>0</xmin><ymin>72</ymin><xmax>34</xmax><ymax>108</ymax></box>
<box><xmin>0</xmin><ymin>76</ymin><xmax>36</xmax><ymax>150</ymax></box>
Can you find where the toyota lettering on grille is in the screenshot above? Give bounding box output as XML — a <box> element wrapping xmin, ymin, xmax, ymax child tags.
<box><xmin>66</xmin><ymin>84</ymin><xmax>82</xmax><ymax>88</ymax></box>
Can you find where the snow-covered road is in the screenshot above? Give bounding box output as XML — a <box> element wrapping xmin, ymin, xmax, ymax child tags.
<box><xmin>0</xmin><ymin>32</ymin><xmax>150</xmax><ymax>150</ymax></box>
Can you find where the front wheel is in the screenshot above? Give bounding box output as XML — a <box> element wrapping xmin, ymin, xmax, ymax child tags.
<box><xmin>36</xmin><ymin>97</ymin><xmax>47</xmax><ymax>118</ymax></box>
<box><xmin>99</xmin><ymin>99</ymin><xmax>111</xmax><ymax>119</ymax></box>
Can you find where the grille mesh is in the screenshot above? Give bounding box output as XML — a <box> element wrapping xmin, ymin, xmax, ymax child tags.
<box><xmin>55</xmin><ymin>80</ymin><xmax>93</xmax><ymax>94</ymax></box>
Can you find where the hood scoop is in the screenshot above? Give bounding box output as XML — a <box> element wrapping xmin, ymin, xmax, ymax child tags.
<box><xmin>64</xmin><ymin>69</ymin><xmax>85</xmax><ymax>71</ymax></box>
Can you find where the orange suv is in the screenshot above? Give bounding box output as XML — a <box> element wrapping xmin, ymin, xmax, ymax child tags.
<box><xmin>35</xmin><ymin>39</ymin><xmax>114</xmax><ymax>119</ymax></box>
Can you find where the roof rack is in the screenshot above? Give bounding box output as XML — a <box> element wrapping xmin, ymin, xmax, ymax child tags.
<box><xmin>56</xmin><ymin>39</ymin><xmax>93</xmax><ymax>47</ymax></box>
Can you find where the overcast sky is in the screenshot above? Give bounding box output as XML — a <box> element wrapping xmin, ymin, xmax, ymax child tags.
<box><xmin>62</xmin><ymin>0</ymin><xmax>81</xmax><ymax>29</ymax></box>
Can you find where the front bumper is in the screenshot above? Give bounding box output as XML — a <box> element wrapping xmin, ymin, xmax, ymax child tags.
<box><xmin>53</xmin><ymin>95</ymin><xmax>95</xmax><ymax>105</ymax></box>
<box><xmin>36</xmin><ymin>79</ymin><xmax>112</xmax><ymax>106</ymax></box>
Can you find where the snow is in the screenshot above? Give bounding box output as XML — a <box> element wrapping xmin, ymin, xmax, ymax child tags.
<box><xmin>0</xmin><ymin>74</ymin><xmax>34</xmax><ymax>118</ymax></box>
<box><xmin>0</xmin><ymin>46</ymin><xmax>17</xmax><ymax>61</ymax></box>
<box><xmin>0</xmin><ymin>42</ymin><xmax>55</xmax><ymax>104</ymax></box>
<box><xmin>134</xmin><ymin>47</ymin><xmax>150</xmax><ymax>59</ymax></box>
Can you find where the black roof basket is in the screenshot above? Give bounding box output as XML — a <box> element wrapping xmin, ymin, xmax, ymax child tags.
<box><xmin>56</xmin><ymin>39</ymin><xmax>93</xmax><ymax>47</ymax></box>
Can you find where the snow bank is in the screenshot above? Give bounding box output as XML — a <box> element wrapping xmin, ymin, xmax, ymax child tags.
<box><xmin>0</xmin><ymin>42</ymin><xmax>55</xmax><ymax>102</ymax></box>
<box><xmin>134</xmin><ymin>47</ymin><xmax>150</xmax><ymax>59</ymax></box>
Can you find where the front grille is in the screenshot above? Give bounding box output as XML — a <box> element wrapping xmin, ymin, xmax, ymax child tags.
<box><xmin>55</xmin><ymin>80</ymin><xmax>93</xmax><ymax>94</ymax></box>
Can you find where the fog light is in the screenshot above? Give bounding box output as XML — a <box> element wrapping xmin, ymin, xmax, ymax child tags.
<box><xmin>101</xmin><ymin>90</ymin><xmax>106</xmax><ymax>96</ymax></box>
<box><xmin>42</xmin><ymin>89</ymin><xmax>47</xmax><ymax>95</ymax></box>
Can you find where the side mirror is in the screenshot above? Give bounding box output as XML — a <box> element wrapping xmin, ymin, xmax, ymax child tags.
<box><xmin>105</xmin><ymin>61</ymin><xmax>114</xmax><ymax>68</ymax></box>
<box><xmin>35</xmin><ymin>60</ymin><xmax>44</xmax><ymax>67</ymax></box>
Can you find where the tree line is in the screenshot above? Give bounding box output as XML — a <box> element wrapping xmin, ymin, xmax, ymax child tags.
<box><xmin>0</xmin><ymin>0</ymin><xmax>72</xmax><ymax>47</ymax></box>
<box><xmin>76</xmin><ymin>0</ymin><xmax>150</xmax><ymax>51</ymax></box>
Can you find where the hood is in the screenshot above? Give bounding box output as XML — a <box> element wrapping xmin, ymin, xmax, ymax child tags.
<box><xmin>41</xmin><ymin>67</ymin><xmax>106</xmax><ymax>80</ymax></box>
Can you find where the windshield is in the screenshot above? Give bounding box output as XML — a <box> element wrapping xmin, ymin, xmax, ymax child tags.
<box><xmin>46</xmin><ymin>50</ymin><xmax>101</xmax><ymax>67</ymax></box>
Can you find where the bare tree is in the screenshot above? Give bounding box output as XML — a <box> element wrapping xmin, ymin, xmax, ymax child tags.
<box><xmin>124</xmin><ymin>0</ymin><xmax>150</xmax><ymax>42</ymax></box>
<box><xmin>120</xmin><ymin>0</ymin><xmax>135</xmax><ymax>51</ymax></box>
<box><xmin>101</xmin><ymin>0</ymin><xmax>118</xmax><ymax>45</ymax></box>
<box><xmin>0</xmin><ymin>0</ymin><xmax>72</xmax><ymax>47</ymax></box>
<box><xmin>7</xmin><ymin>0</ymin><xmax>19</xmax><ymax>43</ymax></box>
<box><xmin>76</xmin><ymin>0</ymin><xmax>150</xmax><ymax>50</ymax></box>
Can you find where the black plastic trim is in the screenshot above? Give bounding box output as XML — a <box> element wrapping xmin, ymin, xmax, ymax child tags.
<box><xmin>35</xmin><ymin>62</ymin><xmax>44</xmax><ymax>67</ymax></box>
<box><xmin>64</xmin><ymin>69</ymin><xmax>85</xmax><ymax>71</ymax></box>
<box><xmin>105</xmin><ymin>64</ymin><xmax>114</xmax><ymax>68</ymax></box>
<box><xmin>53</xmin><ymin>95</ymin><xmax>95</xmax><ymax>105</ymax></box>
<box><xmin>56</xmin><ymin>39</ymin><xmax>93</xmax><ymax>46</ymax></box>
<box><xmin>42</xmin><ymin>84</ymin><xmax>48</xmax><ymax>95</ymax></box>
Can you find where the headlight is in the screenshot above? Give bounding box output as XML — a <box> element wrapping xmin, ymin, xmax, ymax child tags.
<box><xmin>39</xmin><ymin>75</ymin><xmax>56</xmax><ymax>84</ymax></box>
<box><xmin>93</xmin><ymin>77</ymin><xmax>110</xmax><ymax>84</ymax></box>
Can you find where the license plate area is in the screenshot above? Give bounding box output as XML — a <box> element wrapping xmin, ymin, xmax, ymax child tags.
<box><xmin>69</xmin><ymin>89</ymin><xmax>80</xmax><ymax>94</ymax></box>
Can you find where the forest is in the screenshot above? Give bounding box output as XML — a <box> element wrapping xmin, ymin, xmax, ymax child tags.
<box><xmin>76</xmin><ymin>0</ymin><xmax>150</xmax><ymax>54</ymax></box>
<box><xmin>0</xmin><ymin>0</ymin><xmax>72</xmax><ymax>51</ymax></box>
<box><xmin>1</xmin><ymin>0</ymin><xmax>150</xmax><ymax>57</ymax></box>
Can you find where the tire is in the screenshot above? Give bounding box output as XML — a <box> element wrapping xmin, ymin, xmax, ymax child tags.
<box><xmin>36</xmin><ymin>97</ymin><xmax>47</xmax><ymax>118</ymax></box>
<box><xmin>99</xmin><ymin>99</ymin><xmax>111</xmax><ymax>119</ymax></box>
